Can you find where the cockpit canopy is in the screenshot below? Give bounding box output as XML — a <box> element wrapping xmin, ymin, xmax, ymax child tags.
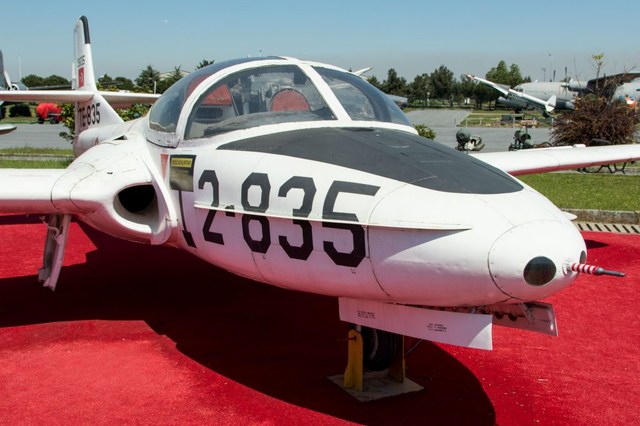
<box><xmin>147</xmin><ymin>57</ymin><xmax>410</xmax><ymax>147</ymax></box>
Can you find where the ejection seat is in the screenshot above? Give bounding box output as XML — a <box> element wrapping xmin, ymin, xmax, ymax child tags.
<box><xmin>270</xmin><ymin>88</ymin><xmax>310</xmax><ymax>112</ymax></box>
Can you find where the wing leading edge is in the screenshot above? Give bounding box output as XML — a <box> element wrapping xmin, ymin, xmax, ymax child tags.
<box><xmin>472</xmin><ymin>144</ymin><xmax>640</xmax><ymax>176</ymax></box>
<box><xmin>0</xmin><ymin>169</ymin><xmax>66</xmax><ymax>213</ymax></box>
<box><xmin>0</xmin><ymin>90</ymin><xmax>159</xmax><ymax>108</ymax></box>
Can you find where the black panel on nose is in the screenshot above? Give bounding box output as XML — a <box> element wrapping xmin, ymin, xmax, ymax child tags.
<box><xmin>524</xmin><ymin>256</ymin><xmax>557</xmax><ymax>286</ymax></box>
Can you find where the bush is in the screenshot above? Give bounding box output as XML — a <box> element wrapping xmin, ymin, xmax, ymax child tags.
<box><xmin>414</xmin><ymin>124</ymin><xmax>436</xmax><ymax>140</ymax></box>
<box><xmin>551</xmin><ymin>96</ymin><xmax>639</xmax><ymax>145</ymax></box>
<box><xmin>9</xmin><ymin>104</ymin><xmax>32</xmax><ymax>118</ymax></box>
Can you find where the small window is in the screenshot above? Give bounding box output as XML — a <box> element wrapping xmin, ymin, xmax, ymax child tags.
<box><xmin>185</xmin><ymin>65</ymin><xmax>335</xmax><ymax>139</ymax></box>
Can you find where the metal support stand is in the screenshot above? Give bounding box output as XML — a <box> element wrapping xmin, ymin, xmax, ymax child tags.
<box><xmin>328</xmin><ymin>328</ymin><xmax>423</xmax><ymax>401</ymax></box>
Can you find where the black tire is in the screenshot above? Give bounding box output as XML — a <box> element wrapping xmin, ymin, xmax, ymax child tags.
<box><xmin>360</xmin><ymin>327</ymin><xmax>402</xmax><ymax>371</ymax></box>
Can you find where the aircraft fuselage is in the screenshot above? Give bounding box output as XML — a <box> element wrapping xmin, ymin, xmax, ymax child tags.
<box><xmin>138</xmin><ymin>124</ymin><xmax>587</xmax><ymax>308</ymax></box>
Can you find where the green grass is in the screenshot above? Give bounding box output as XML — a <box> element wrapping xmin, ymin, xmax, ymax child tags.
<box><xmin>0</xmin><ymin>147</ymin><xmax>73</xmax><ymax>155</ymax></box>
<box><xmin>0</xmin><ymin>117</ymin><xmax>39</xmax><ymax>124</ymax></box>
<box><xmin>461</xmin><ymin>110</ymin><xmax>551</xmax><ymax>128</ymax></box>
<box><xmin>0</xmin><ymin>159</ymin><xmax>71</xmax><ymax>168</ymax></box>
<box><xmin>520</xmin><ymin>173</ymin><xmax>640</xmax><ymax>211</ymax></box>
<box><xmin>0</xmin><ymin>147</ymin><xmax>74</xmax><ymax>169</ymax></box>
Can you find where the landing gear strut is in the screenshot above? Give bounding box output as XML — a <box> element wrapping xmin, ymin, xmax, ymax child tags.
<box><xmin>361</xmin><ymin>326</ymin><xmax>403</xmax><ymax>372</ymax></box>
<box><xmin>38</xmin><ymin>214</ymin><xmax>71</xmax><ymax>291</ymax></box>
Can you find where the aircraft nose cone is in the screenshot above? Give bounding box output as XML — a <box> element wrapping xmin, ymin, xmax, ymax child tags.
<box><xmin>488</xmin><ymin>220</ymin><xmax>586</xmax><ymax>301</ymax></box>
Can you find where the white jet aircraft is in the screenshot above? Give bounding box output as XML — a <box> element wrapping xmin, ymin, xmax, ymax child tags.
<box><xmin>465</xmin><ymin>73</ymin><xmax>558</xmax><ymax>116</ymax></box>
<box><xmin>2</xmin><ymin>17</ymin><xmax>639</xmax><ymax>375</ymax></box>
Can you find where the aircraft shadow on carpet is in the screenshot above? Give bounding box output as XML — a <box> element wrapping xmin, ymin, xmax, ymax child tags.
<box><xmin>0</xmin><ymin>219</ymin><xmax>495</xmax><ymax>424</ymax></box>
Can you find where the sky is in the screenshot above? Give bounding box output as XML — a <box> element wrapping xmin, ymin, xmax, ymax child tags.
<box><xmin>2</xmin><ymin>0</ymin><xmax>640</xmax><ymax>85</ymax></box>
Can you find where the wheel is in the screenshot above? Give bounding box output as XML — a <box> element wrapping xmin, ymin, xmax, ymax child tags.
<box><xmin>360</xmin><ymin>326</ymin><xmax>402</xmax><ymax>371</ymax></box>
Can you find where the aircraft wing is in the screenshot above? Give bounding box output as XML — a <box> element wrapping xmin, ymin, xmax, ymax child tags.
<box><xmin>0</xmin><ymin>124</ymin><xmax>16</xmax><ymax>135</ymax></box>
<box><xmin>0</xmin><ymin>169</ymin><xmax>67</xmax><ymax>214</ymax></box>
<box><xmin>471</xmin><ymin>144</ymin><xmax>640</xmax><ymax>176</ymax></box>
<box><xmin>0</xmin><ymin>90</ymin><xmax>159</xmax><ymax>107</ymax></box>
<box><xmin>587</xmin><ymin>72</ymin><xmax>640</xmax><ymax>90</ymax></box>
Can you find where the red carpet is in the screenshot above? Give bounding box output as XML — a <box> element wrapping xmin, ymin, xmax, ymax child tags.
<box><xmin>0</xmin><ymin>215</ymin><xmax>638</xmax><ymax>425</ymax></box>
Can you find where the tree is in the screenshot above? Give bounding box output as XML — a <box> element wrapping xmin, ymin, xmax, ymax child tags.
<box><xmin>98</xmin><ymin>74</ymin><xmax>115</xmax><ymax>90</ymax></box>
<box><xmin>156</xmin><ymin>66</ymin><xmax>185</xmax><ymax>93</ymax></box>
<box><xmin>366</xmin><ymin>75</ymin><xmax>382</xmax><ymax>90</ymax></box>
<box><xmin>20</xmin><ymin>74</ymin><xmax>70</xmax><ymax>89</ymax></box>
<box><xmin>409</xmin><ymin>73</ymin><xmax>430</xmax><ymax>103</ymax></box>
<box><xmin>381</xmin><ymin>68</ymin><xmax>408</xmax><ymax>96</ymax></box>
<box><xmin>483</xmin><ymin>60</ymin><xmax>526</xmax><ymax>108</ymax></box>
<box><xmin>98</xmin><ymin>75</ymin><xmax>134</xmax><ymax>91</ymax></box>
<box><xmin>472</xmin><ymin>84</ymin><xmax>495</xmax><ymax>109</ymax></box>
<box><xmin>42</xmin><ymin>75</ymin><xmax>70</xmax><ymax>88</ymax></box>
<box><xmin>486</xmin><ymin>60</ymin><xmax>525</xmax><ymax>87</ymax></box>
<box><xmin>196</xmin><ymin>59</ymin><xmax>214</xmax><ymax>69</ymax></box>
<box><xmin>429</xmin><ymin>65</ymin><xmax>454</xmax><ymax>100</ymax></box>
<box><xmin>457</xmin><ymin>73</ymin><xmax>476</xmax><ymax>106</ymax></box>
<box><xmin>460</xmin><ymin>74</ymin><xmax>494</xmax><ymax>109</ymax></box>
<box><xmin>114</xmin><ymin>76</ymin><xmax>135</xmax><ymax>91</ymax></box>
<box><xmin>592</xmin><ymin>53</ymin><xmax>605</xmax><ymax>81</ymax></box>
<box><xmin>507</xmin><ymin>64</ymin><xmax>525</xmax><ymax>87</ymax></box>
<box><xmin>135</xmin><ymin>65</ymin><xmax>161</xmax><ymax>93</ymax></box>
<box><xmin>21</xmin><ymin>74</ymin><xmax>45</xmax><ymax>88</ymax></box>
<box><xmin>551</xmin><ymin>96</ymin><xmax>639</xmax><ymax>146</ymax></box>
<box><xmin>485</xmin><ymin>60</ymin><xmax>510</xmax><ymax>85</ymax></box>
<box><xmin>588</xmin><ymin>53</ymin><xmax>624</xmax><ymax>98</ymax></box>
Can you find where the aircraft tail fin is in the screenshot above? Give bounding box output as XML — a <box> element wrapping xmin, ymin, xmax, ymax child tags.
<box><xmin>0</xmin><ymin>50</ymin><xmax>6</xmax><ymax>88</ymax></box>
<box><xmin>545</xmin><ymin>95</ymin><xmax>557</xmax><ymax>113</ymax></box>
<box><xmin>73</xmin><ymin>16</ymin><xmax>98</xmax><ymax>91</ymax></box>
<box><xmin>72</xmin><ymin>15</ymin><xmax>123</xmax><ymax>135</ymax></box>
<box><xmin>0</xmin><ymin>50</ymin><xmax>13</xmax><ymax>90</ymax></box>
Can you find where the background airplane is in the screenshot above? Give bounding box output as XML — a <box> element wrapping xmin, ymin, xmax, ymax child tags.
<box><xmin>0</xmin><ymin>49</ymin><xmax>74</xmax><ymax>116</ymax></box>
<box><xmin>509</xmin><ymin>80</ymin><xmax>584</xmax><ymax>111</ymax></box>
<box><xmin>468</xmin><ymin>71</ymin><xmax>640</xmax><ymax>115</ymax></box>
<box><xmin>0</xmin><ymin>50</ymin><xmax>28</xmax><ymax>92</ymax></box>
<box><xmin>514</xmin><ymin>74</ymin><xmax>640</xmax><ymax>110</ymax></box>
<box><xmin>1</xmin><ymin>17</ymin><xmax>638</xmax><ymax>388</ymax></box>
<box><xmin>465</xmin><ymin>73</ymin><xmax>558</xmax><ymax>116</ymax></box>
<box><xmin>582</xmin><ymin>72</ymin><xmax>640</xmax><ymax>107</ymax></box>
<box><xmin>0</xmin><ymin>50</ymin><xmax>27</xmax><ymax>108</ymax></box>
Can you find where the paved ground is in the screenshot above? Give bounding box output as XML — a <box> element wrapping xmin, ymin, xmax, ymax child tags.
<box><xmin>405</xmin><ymin>109</ymin><xmax>552</xmax><ymax>153</ymax></box>
<box><xmin>2</xmin><ymin>119</ymin><xmax>554</xmax><ymax>154</ymax></box>
<box><xmin>429</xmin><ymin>126</ymin><xmax>552</xmax><ymax>153</ymax></box>
<box><xmin>0</xmin><ymin>123</ymin><xmax>69</xmax><ymax>149</ymax></box>
<box><xmin>405</xmin><ymin>109</ymin><xmax>471</xmax><ymax>127</ymax></box>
